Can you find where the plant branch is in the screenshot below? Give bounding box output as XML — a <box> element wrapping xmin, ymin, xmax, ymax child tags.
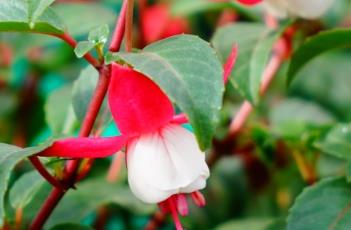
<box><xmin>29</xmin><ymin>66</ymin><xmax>111</xmax><ymax>230</ymax></box>
<box><xmin>28</xmin><ymin>156</ymin><xmax>63</xmax><ymax>189</ymax></box>
<box><xmin>292</xmin><ymin>150</ymin><xmax>317</xmax><ymax>185</ymax></box>
<box><xmin>109</xmin><ymin>0</ymin><xmax>128</xmax><ymax>52</ymax></box>
<box><xmin>54</xmin><ymin>32</ymin><xmax>101</xmax><ymax>68</ymax></box>
<box><xmin>125</xmin><ymin>0</ymin><xmax>135</xmax><ymax>52</ymax></box>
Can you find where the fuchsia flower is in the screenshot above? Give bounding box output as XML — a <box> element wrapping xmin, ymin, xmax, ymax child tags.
<box><xmin>140</xmin><ymin>3</ymin><xmax>190</xmax><ymax>45</ymax></box>
<box><xmin>212</xmin><ymin>0</ymin><xmax>262</xmax><ymax>6</ymax></box>
<box><xmin>39</xmin><ymin>45</ymin><xmax>237</xmax><ymax>230</ymax></box>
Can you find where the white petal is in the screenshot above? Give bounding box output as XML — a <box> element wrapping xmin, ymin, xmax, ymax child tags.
<box><xmin>126</xmin><ymin>134</ymin><xmax>178</xmax><ymax>203</ymax></box>
<box><xmin>180</xmin><ymin>174</ymin><xmax>208</xmax><ymax>193</ymax></box>
<box><xmin>126</xmin><ymin>124</ymin><xmax>209</xmax><ymax>203</ymax></box>
<box><xmin>286</xmin><ymin>0</ymin><xmax>334</xmax><ymax>19</ymax></box>
<box><xmin>160</xmin><ymin>124</ymin><xmax>209</xmax><ymax>191</ymax></box>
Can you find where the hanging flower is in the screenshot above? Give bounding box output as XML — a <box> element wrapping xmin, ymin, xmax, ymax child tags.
<box><xmin>140</xmin><ymin>2</ymin><xmax>190</xmax><ymax>45</ymax></box>
<box><xmin>211</xmin><ymin>0</ymin><xmax>262</xmax><ymax>6</ymax></box>
<box><xmin>264</xmin><ymin>0</ymin><xmax>334</xmax><ymax>19</ymax></box>
<box><xmin>38</xmin><ymin>46</ymin><xmax>238</xmax><ymax>230</ymax></box>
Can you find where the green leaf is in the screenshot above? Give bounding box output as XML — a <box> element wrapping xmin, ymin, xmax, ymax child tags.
<box><xmin>287</xmin><ymin>177</ymin><xmax>351</xmax><ymax>230</ymax></box>
<box><xmin>269</xmin><ymin>98</ymin><xmax>335</xmax><ymax>138</ymax></box>
<box><xmin>216</xmin><ymin>218</ymin><xmax>275</xmax><ymax>230</ymax></box>
<box><xmin>88</xmin><ymin>24</ymin><xmax>110</xmax><ymax>44</ymax></box>
<box><xmin>52</xmin><ymin>3</ymin><xmax>116</xmax><ymax>37</ymax></box>
<box><xmin>46</xmin><ymin>178</ymin><xmax>154</xmax><ymax>228</ymax></box>
<box><xmin>289</xmin><ymin>52</ymin><xmax>351</xmax><ymax>120</ymax></box>
<box><xmin>0</xmin><ymin>0</ymin><xmax>64</xmax><ymax>34</ymax></box>
<box><xmin>0</xmin><ymin>142</ymin><xmax>52</xmax><ymax>227</ymax></box>
<box><xmin>9</xmin><ymin>171</ymin><xmax>45</xmax><ymax>209</ymax></box>
<box><xmin>171</xmin><ymin>0</ymin><xmax>258</xmax><ymax>20</ymax></box>
<box><xmin>212</xmin><ymin>23</ymin><xmax>268</xmax><ymax>103</ymax></box>
<box><xmin>50</xmin><ymin>223</ymin><xmax>93</xmax><ymax>230</ymax></box>
<box><xmin>287</xmin><ymin>29</ymin><xmax>351</xmax><ymax>84</ymax></box>
<box><xmin>346</xmin><ymin>161</ymin><xmax>351</xmax><ymax>183</ymax></box>
<box><xmin>317</xmin><ymin>123</ymin><xmax>351</xmax><ymax>160</ymax></box>
<box><xmin>27</xmin><ymin>0</ymin><xmax>55</xmax><ymax>26</ymax></box>
<box><xmin>172</xmin><ymin>0</ymin><xmax>230</xmax><ymax>16</ymax></box>
<box><xmin>74</xmin><ymin>41</ymin><xmax>96</xmax><ymax>58</ymax></box>
<box><xmin>117</xmin><ymin>35</ymin><xmax>223</xmax><ymax>149</ymax></box>
<box><xmin>45</xmin><ymin>85</ymin><xmax>77</xmax><ymax>134</ymax></box>
<box><xmin>212</xmin><ymin>22</ymin><xmax>291</xmax><ymax>103</ymax></box>
<box><xmin>72</xmin><ymin>66</ymin><xmax>99</xmax><ymax>121</ymax></box>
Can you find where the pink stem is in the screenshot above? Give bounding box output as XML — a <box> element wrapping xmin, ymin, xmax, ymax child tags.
<box><xmin>106</xmin><ymin>151</ymin><xmax>124</xmax><ymax>182</ymax></box>
<box><xmin>223</xmin><ymin>44</ymin><xmax>238</xmax><ymax>84</ymax></box>
<box><xmin>229</xmin><ymin>101</ymin><xmax>253</xmax><ymax>135</ymax></box>
<box><xmin>229</xmin><ymin>38</ymin><xmax>286</xmax><ymax>135</ymax></box>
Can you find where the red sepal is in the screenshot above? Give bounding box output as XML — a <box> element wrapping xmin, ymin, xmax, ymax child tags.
<box><xmin>39</xmin><ymin>136</ymin><xmax>126</xmax><ymax>158</ymax></box>
<box><xmin>109</xmin><ymin>64</ymin><xmax>174</xmax><ymax>137</ymax></box>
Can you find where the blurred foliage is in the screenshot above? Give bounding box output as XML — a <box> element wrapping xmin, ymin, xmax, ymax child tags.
<box><xmin>0</xmin><ymin>0</ymin><xmax>351</xmax><ymax>229</ymax></box>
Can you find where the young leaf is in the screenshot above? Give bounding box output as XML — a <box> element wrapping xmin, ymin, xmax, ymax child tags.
<box><xmin>287</xmin><ymin>177</ymin><xmax>351</xmax><ymax>230</ymax></box>
<box><xmin>317</xmin><ymin>123</ymin><xmax>351</xmax><ymax>160</ymax></box>
<box><xmin>104</xmin><ymin>52</ymin><xmax>123</xmax><ymax>65</ymax></box>
<box><xmin>287</xmin><ymin>29</ymin><xmax>351</xmax><ymax>84</ymax></box>
<box><xmin>117</xmin><ymin>35</ymin><xmax>224</xmax><ymax>150</ymax></box>
<box><xmin>74</xmin><ymin>41</ymin><xmax>96</xmax><ymax>58</ymax></box>
<box><xmin>0</xmin><ymin>142</ymin><xmax>52</xmax><ymax>227</ymax></box>
<box><xmin>88</xmin><ymin>24</ymin><xmax>110</xmax><ymax>44</ymax></box>
<box><xmin>0</xmin><ymin>0</ymin><xmax>64</xmax><ymax>34</ymax></box>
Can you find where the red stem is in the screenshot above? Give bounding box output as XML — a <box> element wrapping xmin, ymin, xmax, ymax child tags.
<box><xmin>29</xmin><ymin>66</ymin><xmax>111</xmax><ymax>230</ymax></box>
<box><xmin>30</xmin><ymin>2</ymin><xmax>129</xmax><ymax>226</ymax></box>
<box><xmin>125</xmin><ymin>0</ymin><xmax>134</xmax><ymax>52</ymax></box>
<box><xmin>28</xmin><ymin>156</ymin><xmax>63</xmax><ymax>189</ymax></box>
<box><xmin>109</xmin><ymin>0</ymin><xmax>128</xmax><ymax>52</ymax></box>
<box><xmin>54</xmin><ymin>32</ymin><xmax>100</xmax><ymax>68</ymax></box>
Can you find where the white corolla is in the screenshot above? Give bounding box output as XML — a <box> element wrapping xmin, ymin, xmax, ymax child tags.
<box><xmin>127</xmin><ymin>124</ymin><xmax>210</xmax><ymax>203</ymax></box>
<box><xmin>264</xmin><ymin>0</ymin><xmax>334</xmax><ymax>19</ymax></box>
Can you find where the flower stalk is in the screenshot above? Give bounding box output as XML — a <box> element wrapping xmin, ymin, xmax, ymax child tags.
<box><xmin>29</xmin><ymin>3</ymin><xmax>129</xmax><ymax>225</ymax></box>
